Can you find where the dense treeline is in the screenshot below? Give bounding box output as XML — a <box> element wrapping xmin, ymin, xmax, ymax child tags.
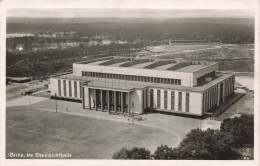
<box><xmin>7</xmin><ymin>18</ymin><xmax>254</xmax><ymax>44</ymax></box>
<box><xmin>112</xmin><ymin>114</ymin><xmax>254</xmax><ymax>160</ymax></box>
<box><xmin>6</xmin><ymin>43</ymin><xmax>142</xmax><ymax>79</ymax></box>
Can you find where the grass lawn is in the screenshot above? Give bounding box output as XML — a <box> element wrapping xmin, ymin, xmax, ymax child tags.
<box><xmin>6</xmin><ymin>107</ymin><xmax>178</xmax><ymax>159</ymax></box>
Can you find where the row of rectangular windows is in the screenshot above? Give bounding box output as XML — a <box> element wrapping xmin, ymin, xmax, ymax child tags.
<box><xmin>58</xmin><ymin>80</ymin><xmax>80</xmax><ymax>98</ymax></box>
<box><xmin>82</xmin><ymin>71</ymin><xmax>181</xmax><ymax>85</ymax></box>
<box><xmin>151</xmin><ymin>89</ymin><xmax>189</xmax><ymax>112</ymax></box>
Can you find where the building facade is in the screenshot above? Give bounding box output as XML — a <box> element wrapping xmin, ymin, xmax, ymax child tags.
<box><xmin>50</xmin><ymin>57</ymin><xmax>235</xmax><ymax>116</ymax></box>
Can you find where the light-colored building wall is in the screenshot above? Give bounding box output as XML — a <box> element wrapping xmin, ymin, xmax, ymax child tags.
<box><xmin>148</xmin><ymin>87</ymin><xmax>204</xmax><ymax>116</ymax></box>
<box><xmin>160</xmin><ymin>89</ymin><xmax>164</xmax><ymax>110</ymax></box>
<box><xmin>130</xmin><ymin>89</ymin><xmax>143</xmax><ymax>114</ymax></box>
<box><xmin>192</xmin><ymin>63</ymin><xmax>218</xmax><ymax>86</ymax></box>
<box><xmin>167</xmin><ymin>90</ymin><xmax>171</xmax><ymax>110</ymax></box>
<box><xmin>189</xmin><ymin>92</ymin><xmax>203</xmax><ymax>115</ymax></box>
<box><xmin>90</xmin><ymin>89</ymin><xmax>95</xmax><ymax>108</ymax></box>
<box><xmin>174</xmin><ymin>90</ymin><xmax>178</xmax><ymax>111</ymax></box>
<box><xmin>73</xmin><ymin>64</ymin><xmax>193</xmax><ymax>86</ymax></box>
<box><xmin>154</xmin><ymin>88</ymin><xmax>157</xmax><ymax>108</ymax></box>
<box><xmin>50</xmin><ymin>77</ymin><xmax>83</xmax><ymax>100</ymax></box>
<box><xmin>147</xmin><ymin>89</ymin><xmax>150</xmax><ymax>108</ymax></box>
<box><xmin>84</xmin><ymin>87</ymin><xmax>89</xmax><ymax>108</ymax></box>
<box><xmin>50</xmin><ymin>78</ymin><xmax>58</xmax><ymax>96</ymax></box>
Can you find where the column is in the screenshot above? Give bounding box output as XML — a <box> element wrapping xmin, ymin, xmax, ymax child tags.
<box><xmin>223</xmin><ymin>82</ymin><xmax>225</xmax><ymax>103</ymax></box>
<box><xmin>101</xmin><ymin>89</ymin><xmax>104</xmax><ymax>112</ymax></box>
<box><xmin>128</xmin><ymin>92</ymin><xmax>130</xmax><ymax>115</ymax></box>
<box><xmin>114</xmin><ymin>91</ymin><xmax>117</xmax><ymax>112</ymax></box>
<box><xmin>94</xmin><ymin>89</ymin><xmax>97</xmax><ymax>111</ymax></box>
<box><xmin>88</xmin><ymin>88</ymin><xmax>91</xmax><ymax>110</ymax></box>
<box><xmin>82</xmin><ymin>87</ymin><xmax>85</xmax><ymax>109</ymax></box>
<box><xmin>107</xmin><ymin>91</ymin><xmax>110</xmax><ymax>112</ymax></box>
<box><xmin>121</xmin><ymin>92</ymin><xmax>124</xmax><ymax>113</ymax></box>
<box><xmin>217</xmin><ymin>84</ymin><xmax>220</xmax><ymax>106</ymax></box>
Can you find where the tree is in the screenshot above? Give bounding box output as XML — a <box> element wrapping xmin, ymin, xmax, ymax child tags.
<box><xmin>220</xmin><ymin>114</ymin><xmax>254</xmax><ymax>148</ymax></box>
<box><xmin>153</xmin><ymin>145</ymin><xmax>176</xmax><ymax>160</ymax></box>
<box><xmin>112</xmin><ymin>147</ymin><xmax>151</xmax><ymax>159</ymax></box>
<box><xmin>174</xmin><ymin>129</ymin><xmax>240</xmax><ymax>160</ymax></box>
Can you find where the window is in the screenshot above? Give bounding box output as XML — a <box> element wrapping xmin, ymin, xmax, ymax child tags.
<box><xmin>167</xmin><ymin>79</ymin><xmax>171</xmax><ymax>84</ymax></box>
<box><xmin>157</xmin><ymin>90</ymin><xmax>161</xmax><ymax>108</ymax></box>
<box><xmin>178</xmin><ymin>92</ymin><xmax>182</xmax><ymax>111</ymax></box>
<box><xmin>81</xmin><ymin>71</ymin><xmax>182</xmax><ymax>86</ymax></box>
<box><xmin>186</xmin><ymin>93</ymin><xmax>189</xmax><ymax>112</ymax></box>
<box><xmin>150</xmin><ymin>89</ymin><xmax>154</xmax><ymax>108</ymax></box>
<box><xmin>79</xmin><ymin>82</ymin><xmax>83</xmax><ymax>98</ymax></box>
<box><xmin>63</xmin><ymin>80</ymin><xmax>67</xmax><ymax>96</ymax></box>
<box><xmin>74</xmin><ymin>81</ymin><xmax>77</xmax><ymax>98</ymax></box>
<box><xmin>171</xmin><ymin>91</ymin><xmax>175</xmax><ymax>110</ymax></box>
<box><xmin>58</xmin><ymin>80</ymin><xmax>61</xmax><ymax>96</ymax></box>
<box><xmin>164</xmin><ymin>90</ymin><xmax>167</xmax><ymax>109</ymax></box>
<box><xmin>69</xmin><ymin>81</ymin><xmax>72</xmax><ymax>97</ymax></box>
<box><xmin>171</xmin><ymin>79</ymin><xmax>174</xmax><ymax>84</ymax></box>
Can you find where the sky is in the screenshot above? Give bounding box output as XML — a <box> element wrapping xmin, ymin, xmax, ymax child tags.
<box><xmin>7</xmin><ymin>8</ymin><xmax>254</xmax><ymax>18</ymax></box>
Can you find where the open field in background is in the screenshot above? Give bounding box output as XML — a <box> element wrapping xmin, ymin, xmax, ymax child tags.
<box><xmin>146</xmin><ymin>44</ymin><xmax>217</xmax><ymax>53</ymax></box>
<box><xmin>146</xmin><ymin>44</ymin><xmax>254</xmax><ymax>57</ymax></box>
<box><xmin>146</xmin><ymin>44</ymin><xmax>254</xmax><ymax>72</ymax></box>
<box><xmin>6</xmin><ymin>107</ymin><xmax>178</xmax><ymax>159</ymax></box>
<box><xmin>6</xmin><ymin>43</ymin><xmax>254</xmax><ymax>79</ymax></box>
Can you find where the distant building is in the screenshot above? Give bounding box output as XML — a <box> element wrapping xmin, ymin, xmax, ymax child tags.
<box><xmin>6</xmin><ymin>77</ymin><xmax>31</xmax><ymax>83</ymax></box>
<box><xmin>101</xmin><ymin>40</ymin><xmax>112</xmax><ymax>45</ymax></box>
<box><xmin>50</xmin><ymin>57</ymin><xmax>235</xmax><ymax>117</ymax></box>
<box><xmin>16</xmin><ymin>44</ymin><xmax>24</xmax><ymax>51</ymax></box>
<box><xmin>169</xmin><ymin>39</ymin><xmax>221</xmax><ymax>45</ymax></box>
<box><xmin>88</xmin><ymin>41</ymin><xmax>99</xmax><ymax>46</ymax></box>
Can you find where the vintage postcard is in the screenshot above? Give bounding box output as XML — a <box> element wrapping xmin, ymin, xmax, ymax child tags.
<box><xmin>0</xmin><ymin>0</ymin><xmax>259</xmax><ymax>165</ymax></box>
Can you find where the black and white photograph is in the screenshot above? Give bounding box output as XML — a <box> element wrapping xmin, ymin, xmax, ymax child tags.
<box><xmin>0</xmin><ymin>0</ymin><xmax>259</xmax><ymax>165</ymax></box>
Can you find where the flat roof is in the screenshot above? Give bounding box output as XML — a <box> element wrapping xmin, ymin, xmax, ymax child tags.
<box><xmin>79</xmin><ymin>73</ymin><xmax>234</xmax><ymax>92</ymax></box>
<box><xmin>130</xmin><ymin>62</ymin><xmax>154</xmax><ymax>69</ymax></box>
<box><xmin>85</xmin><ymin>78</ymin><xmax>151</xmax><ymax>91</ymax></box>
<box><xmin>88</xmin><ymin>60</ymin><xmax>108</xmax><ymax>66</ymax></box>
<box><xmin>52</xmin><ymin>73</ymin><xmax>90</xmax><ymax>81</ymax></box>
<box><xmin>81</xmin><ymin>57</ymin><xmax>217</xmax><ymax>74</ymax></box>
<box><xmin>6</xmin><ymin>77</ymin><xmax>31</xmax><ymax>81</ymax></box>
<box><xmin>153</xmin><ymin>63</ymin><xmax>176</xmax><ymax>71</ymax></box>
<box><xmin>154</xmin><ymin>74</ymin><xmax>234</xmax><ymax>92</ymax></box>
<box><xmin>174</xmin><ymin>65</ymin><xmax>208</xmax><ymax>73</ymax></box>
<box><xmin>109</xmin><ymin>61</ymin><xmax>131</xmax><ymax>67</ymax></box>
